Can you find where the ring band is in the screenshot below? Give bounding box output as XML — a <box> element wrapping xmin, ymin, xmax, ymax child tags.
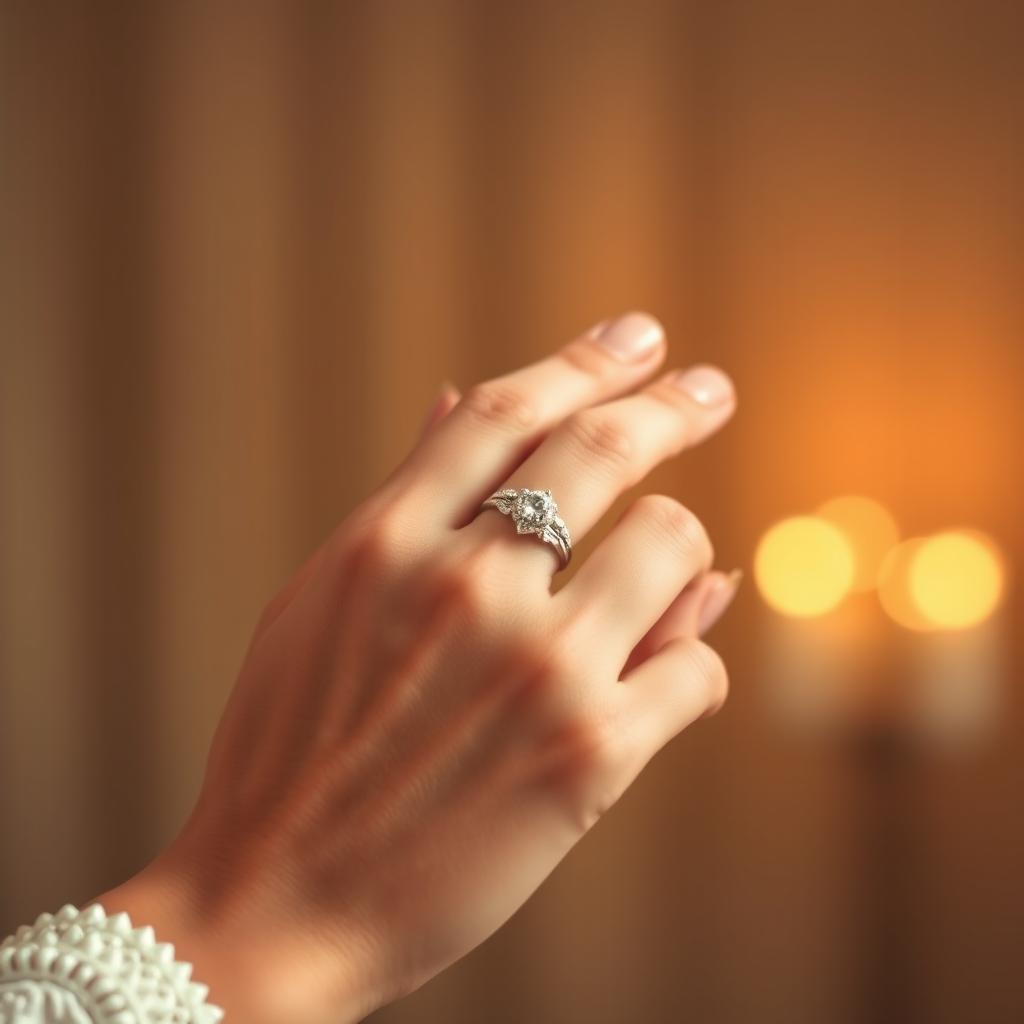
<box><xmin>479</xmin><ymin>488</ymin><xmax>572</xmax><ymax>570</ymax></box>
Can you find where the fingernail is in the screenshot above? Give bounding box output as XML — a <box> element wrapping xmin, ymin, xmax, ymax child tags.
<box><xmin>697</xmin><ymin>569</ymin><xmax>742</xmax><ymax>635</ymax></box>
<box><xmin>592</xmin><ymin>311</ymin><xmax>665</xmax><ymax>362</ymax></box>
<box><xmin>673</xmin><ymin>364</ymin><xmax>735</xmax><ymax>406</ymax></box>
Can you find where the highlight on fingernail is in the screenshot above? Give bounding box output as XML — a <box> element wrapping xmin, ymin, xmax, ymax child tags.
<box><xmin>673</xmin><ymin>364</ymin><xmax>735</xmax><ymax>406</ymax></box>
<box><xmin>592</xmin><ymin>311</ymin><xmax>665</xmax><ymax>362</ymax></box>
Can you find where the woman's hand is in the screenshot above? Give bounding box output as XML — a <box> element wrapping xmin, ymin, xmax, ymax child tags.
<box><xmin>97</xmin><ymin>312</ymin><xmax>738</xmax><ymax>1024</ymax></box>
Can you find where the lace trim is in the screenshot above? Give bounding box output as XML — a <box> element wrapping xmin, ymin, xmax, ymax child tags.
<box><xmin>0</xmin><ymin>903</ymin><xmax>225</xmax><ymax>1023</ymax></box>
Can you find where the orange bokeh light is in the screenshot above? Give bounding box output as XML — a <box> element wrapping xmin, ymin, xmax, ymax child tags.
<box><xmin>816</xmin><ymin>495</ymin><xmax>900</xmax><ymax>593</ymax></box>
<box><xmin>909</xmin><ymin>530</ymin><xmax>1004</xmax><ymax>630</ymax></box>
<box><xmin>877</xmin><ymin>538</ymin><xmax>938</xmax><ymax>631</ymax></box>
<box><xmin>754</xmin><ymin>516</ymin><xmax>856</xmax><ymax>617</ymax></box>
<box><xmin>878</xmin><ymin>530</ymin><xmax>1005</xmax><ymax>631</ymax></box>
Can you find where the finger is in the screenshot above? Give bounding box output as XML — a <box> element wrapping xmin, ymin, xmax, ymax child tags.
<box><xmin>419</xmin><ymin>381</ymin><xmax>461</xmax><ymax>439</ymax></box>
<box><xmin>694</xmin><ymin>568</ymin><xmax>742</xmax><ymax>636</ymax></box>
<box><xmin>469</xmin><ymin>363</ymin><xmax>735</xmax><ymax>572</ymax></box>
<box><xmin>621</xmin><ymin>568</ymin><xmax>740</xmax><ymax>676</ymax></box>
<box><xmin>402</xmin><ymin>312</ymin><xmax>667</xmax><ymax>526</ymax></box>
<box><xmin>619</xmin><ymin>637</ymin><xmax>729</xmax><ymax>758</ymax></box>
<box><xmin>560</xmin><ymin>494</ymin><xmax>714</xmax><ymax>655</ymax></box>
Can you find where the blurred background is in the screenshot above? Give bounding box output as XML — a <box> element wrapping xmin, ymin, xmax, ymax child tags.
<box><xmin>1</xmin><ymin>2</ymin><xmax>1022</xmax><ymax>1021</ymax></box>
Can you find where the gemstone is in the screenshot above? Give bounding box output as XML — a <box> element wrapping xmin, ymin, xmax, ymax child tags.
<box><xmin>513</xmin><ymin>489</ymin><xmax>556</xmax><ymax>533</ymax></box>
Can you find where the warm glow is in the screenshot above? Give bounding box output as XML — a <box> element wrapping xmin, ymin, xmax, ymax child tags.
<box><xmin>755</xmin><ymin>516</ymin><xmax>856</xmax><ymax>617</ymax></box>
<box><xmin>909</xmin><ymin>531</ymin><xmax>1004</xmax><ymax>630</ymax></box>
<box><xmin>816</xmin><ymin>495</ymin><xmax>900</xmax><ymax>592</ymax></box>
<box><xmin>877</xmin><ymin>538</ymin><xmax>937</xmax><ymax>631</ymax></box>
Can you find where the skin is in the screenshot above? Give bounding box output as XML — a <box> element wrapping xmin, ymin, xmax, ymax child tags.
<box><xmin>96</xmin><ymin>312</ymin><xmax>739</xmax><ymax>1024</ymax></box>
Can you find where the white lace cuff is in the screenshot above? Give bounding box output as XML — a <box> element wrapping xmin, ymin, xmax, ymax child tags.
<box><xmin>0</xmin><ymin>903</ymin><xmax>225</xmax><ymax>1023</ymax></box>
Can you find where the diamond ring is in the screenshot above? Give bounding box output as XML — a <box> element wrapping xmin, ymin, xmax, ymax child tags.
<box><xmin>479</xmin><ymin>488</ymin><xmax>572</xmax><ymax>569</ymax></box>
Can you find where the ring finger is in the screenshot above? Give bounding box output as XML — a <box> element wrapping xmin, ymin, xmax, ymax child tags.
<box><xmin>468</xmin><ymin>363</ymin><xmax>735</xmax><ymax>573</ymax></box>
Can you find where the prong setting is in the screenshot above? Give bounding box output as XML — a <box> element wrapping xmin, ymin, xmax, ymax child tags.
<box><xmin>479</xmin><ymin>487</ymin><xmax>572</xmax><ymax>569</ymax></box>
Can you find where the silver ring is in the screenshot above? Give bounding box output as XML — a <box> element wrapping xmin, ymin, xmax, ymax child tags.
<box><xmin>479</xmin><ymin>488</ymin><xmax>572</xmax><ymax>570</ymax></box>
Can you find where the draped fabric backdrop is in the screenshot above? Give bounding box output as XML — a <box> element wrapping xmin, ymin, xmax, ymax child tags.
<box><xmin>2</xmin><ymin>3</ymin><xmax>1023</xmax><ymax>1022</ymax></box>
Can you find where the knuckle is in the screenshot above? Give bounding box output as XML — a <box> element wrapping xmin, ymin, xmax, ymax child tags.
<box><xmin>338</xmin><ymin>510</ymin><xmax>410</xmax><ymax>581</ymax></box>
<box><xmin>462</xmin><ymin>380</ymin><xmax>539</xmax><ymax>432</ymax></box>
<box><xmin>634</xmin><ymin>495</ymin><xmax>712</xmax><ymax>564</ymax></box>
<box><xmin>562</xmin><ymin>409</ymin><xmax>634</xmax><ymax>469</ymax></box>
<box><xmin>568</xmin><ymin>711</ymin><xmax>621</xmax><ymax>774</ymax></box>
<box><xmin>423</xmin><ymin>558</ymin><xmax>492</xmax><ymax>622</ymax></box>
<box><xmin>506</xmin><ymin>640</ymin><xmax>575</xmax><ymax>705</ymax></box>
<box><xmin>543</xmin><ymin>710</ymin><xmax>627</xmax><ymax>831</ymax></box>
<box><xmin>684</xmin><ymin>641</ymin><xmax>730</xmax><ymax>715</ymax></box>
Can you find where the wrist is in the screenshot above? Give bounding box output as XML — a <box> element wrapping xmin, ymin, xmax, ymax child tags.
<box><xmin>93</xmin><ymin>854</ymin><xmax>378</xmax><ymax>1024</ymax></box>
<box><xmin>93</xmin><ymin>865</ymin><xmax>244</xmax><ymax>1022</ymax></box>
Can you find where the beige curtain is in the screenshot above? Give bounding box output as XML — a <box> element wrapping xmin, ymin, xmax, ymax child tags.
<box><xmin>2</xmin><ymin>3</ymin><xmax>1022</xmax><ymax>1021</ymax></box>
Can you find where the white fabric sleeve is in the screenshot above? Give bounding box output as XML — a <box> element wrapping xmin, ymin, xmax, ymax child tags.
<box><xmin>0</xmin><ymin>903</ymin><xmax>225</xmax><ymax>1023</ymax></box>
